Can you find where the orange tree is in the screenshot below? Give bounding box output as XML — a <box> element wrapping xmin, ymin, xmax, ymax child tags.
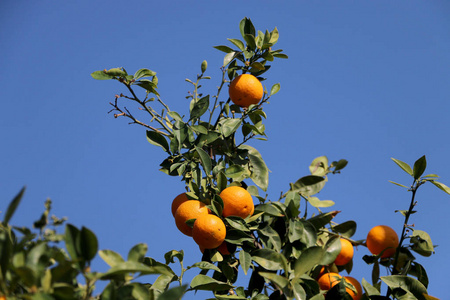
<box><xmin>1</xmin><ymin>17</ymin><xmax>448</xmax><ymax>300</ymax></box>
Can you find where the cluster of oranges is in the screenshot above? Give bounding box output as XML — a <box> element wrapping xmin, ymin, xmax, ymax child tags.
<box><xmin>317</xmin><ymin>225</ymin><xmax>399</xmax><ymax>299</ymax></box>
<box><xmin>171</xmin><ymin>186</ymin><xmax>254</xmax><ymax>254</ymax></box>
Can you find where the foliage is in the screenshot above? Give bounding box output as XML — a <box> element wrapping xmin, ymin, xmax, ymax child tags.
<box><xmin>1</xmin><ymin>17</ymin><xmax>448</xmax><ymax>300</ymax></box>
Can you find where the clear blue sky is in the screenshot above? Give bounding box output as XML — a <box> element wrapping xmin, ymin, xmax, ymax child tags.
<box><xmin>1</xmin><ymin>1</ymin><xmax>450</xmax><ymax>299</ymax></box>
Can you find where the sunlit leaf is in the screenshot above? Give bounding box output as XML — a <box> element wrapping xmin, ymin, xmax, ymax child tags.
<box><xmin>227</xmin><ymin>38</ymin><xmax>245</xmax><ymax>51</ymax></box>
<box><xmin>214</xmin><ymin>45</ymin><xmax>234</xmax><ymax>53</ymax></box>
<box><xmin>134</xmin><ymin>68</ymin><xmax>156</xmax><ymax>80</ymax></box>
<box><xmin>270</xmin><ymin>83</ymin><xmax>280</xmax><ymax>96</ymax></box>
<box><xmin>391</xmin><ymin>158</ymin><xmax>413</xmax><ymax>176</ymax></box>
<box><xmin>190</xmin><ymin>274</ymin><xmax>233</xmax><ymax>291</ymax></box>
<box><xmin>91</xmin><ymin>70</ymin><xmax>114</xmax><ymax>80</ymax></box>
<box><xmin>429</xmin><ymin>180</ymin><xmax>450</xmax><ymax>195</ymax></box>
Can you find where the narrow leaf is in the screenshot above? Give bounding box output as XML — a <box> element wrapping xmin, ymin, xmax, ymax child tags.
<box><xmin>430</xmin><ymin>181</ymin><xmax>450</xmax><ymax>195</ymax></box>
<box><xmin>3</xmin><ymin>186</ymin><xmax>26</xmax><ymax>225</ymax></box>
<box><xmin>195</xmin><ymin>146</ymin><xmax>212</xmax><ymax>175</ymax></box>
<box><xmin>228</xmin><ymin>38</ymin><xmax>245</xmax><ymax>51</ymax></box>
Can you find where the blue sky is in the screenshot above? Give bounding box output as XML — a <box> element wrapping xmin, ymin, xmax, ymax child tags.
<box><xmin>1</xmin><ymin>1</ymin><xmax>450</xmax><ymax>299</ymax></box>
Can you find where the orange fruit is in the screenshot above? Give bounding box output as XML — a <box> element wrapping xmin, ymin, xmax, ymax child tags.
<box><xmin>192</xmin><ymin>214</ymin><xmax>227</xmax><ymax>249</ymax></box>
<box><xmin>344</xmin><ymin>276</ymin><xmax>363</xmax><ymax>300</ymax></box>
<box><xmin>334</xmin><ymin>238</ymin><xmax>354</xmax><ymax>266</ymax></box>
<box><xmin>171</xmin><ymin>193</ymin><xmax>189</xmax><ymax>217</ymax></box>
<box><xmin>199</xmin><ymin>241</ymin><xmax>232</xmax><ymax>256</ymax></box>
<box><xmin>219</xmin><ymin>186</ymin><xmax>254</xmax><ymax>219</ymax></box>
<box><xmin>366</xmin><ymin>225</ymin><xmax>399</xmax><ymax>258</ymax></box>
<box><xmin>317</xmin><ymin>272</ymin><xmax>342</xmax><ymax>290</ymax></box>
<box><xmin>228</xmin><ymin>74</ymin><xmax>264</xmax><ymax>107</ymax></box>
<box><xmin>174</xmin><ymin>200</ymin><xmax>209</xmax><ymax>236</ymax></box>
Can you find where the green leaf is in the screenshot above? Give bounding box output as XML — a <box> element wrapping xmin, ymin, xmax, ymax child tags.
<box><xmin>64</xmin><ymin>224</ymin><xmax>80</xmax><ymax>263</ymax></box>
<box><xmin>223</xmin><ymin>51</ymin><xmax>237</xmax><ymax>67</ymax></box>
<box><xmin>270</xmin><ymin>83</ymin><xmax>280</xmax><ymax>96</ymax></box>
<box><xmin>0</xmin><ymin>230</ymin><xmax>13</xmax><ymax>280</ymax></box>
<box><xmin>99</xmin><ymin>261</ymin><xmax>172</xmax><ymax>280</ymax></box>
<box><xmin>239</xmin><ymin>250</ymin><xmax>252</xmax><ymax>275</ymax></box>
<box><xmin>214</xmin><ymin>45</ymin><xmax>234</xmax><ymax>53</ymax></box>
<box><xmin>269</xmin><ymin>27</ymin><xmax>279</xmax><ymax>44</ymax></box>
<box><xmin>413</xmin><ymin>155</ymin><xmax>427</xmax><ymax>180</ymax></box>
<box><xmin>228</xmin><ymin>38</ymin><xmax>245</xmax><ymax>51</ymax></box>
<box><xmin>248</xmin><ymin>154</ymin><xmax>269</xmax><ymax>192</ymax></box>
<box><xmin>164</xmin><ymin>250</ymin><xmax>184</xmax><ymax>265</ymax></box>
<box><xmin>410</xmin><ymin>230</ymin><xmax>434</xmax><ymax>256</ymax></box>
<box><xmin>251</xmin><ymin>249</ymin><xmax>286</xmax><ymax>271</ymax></box>
<box><xmin>381</xmin><ymin>275</ymin><xmax>428</xmax><ymax>300</ymax></box>
<box><xmin>225</xmin><ymin>229</ymin><xmax>254</xmax><ymax>245</ymax></box>
<box><xmin>391</xmin><ymin>158</ymin><xmax>413</xmax><ymax>176</ymax></box>
<box><xmin>361</xmin><ymin>278</ymin><xmax>380</xmax><ymax>296</ymax></box>
<box><xmin>273</xmin><ymin>53</ymin><xmax>289</xmax><ymax>59</ymax></box>
<box><xmin>224</xmin><ymin>165</ymin><xmax>245</xmax><ymax>179</ymax></box>
<box><xmin>294</xmin><ymin>246</ymin><xmax>324</xmax><ymax>277</ymax></box>
<box><xmin>190</xmin><ymin>274</ymin><xmax>234</xmax><ymax>291</ymax></box>
<box><xmin>254</xmin><ymin>204</ymin><xmax>283</xmax><ymax>217</ymax></box>
<box><xmin>146</xmin><ymin>130</ymin><xmax>170</xmax><ymax>153</ymax></box>
<box><xmin>135</xmin><ymin>79</ymin><xmax>159</xmax><ymax>95</ymax></box>
<box><xmin>309</xmin><ymin>156</ymin><xmax>328</xmax><ymax>176</ymax></box>
<box><xmin>389</xmin><ymin>181</ymin><xmax>408</xmax><ymax>188</ymax></box>
<box><xmin>321</xmin><ymin>236</ymin><xmax>342</xmax><ymax>265</ymax></box>
<box><xmin>430</xmin><ymin>180</ymin><xmax>450</xmax><ymax>195</ymax></box>
<box><xmin>91</xmin><ymin>70</ymin><xmax>114</xmax><ymax>80</ymax></box>
<box><xmin>128</xmin><ymin>243</ymin><xmax>148</xmax><ymax>262</ymax></box>
<box><xmin>250</xmin><ymin>62</ymin><xmax>265</xmax><ymax>71</ymax></box>
<box><xmin>99</xmin><ymin>250</ymin><xmax>125</xmax><ymax>267</ymax></box>
<box><xmin>187</xmin><ymin>261</ymin><xmax>221</xmax><ymax>272</ymax></box>
<box><xmin>225</xmin><ymin>217</ymin><xmax>250</xmax><ymax>232</ymax></box>
<box><xmin>307</xmin><ymin>196</ymin><xmax>335</xmax><ymax>208</ymax></box>
<box><xmin>332</xmin><ymin>221</ymin><xmax>357</xmax><ymax>238</ymax></box>
<box><xmin>220</xmin><ymin>118</ymin><xmax>242</xmax><ymax>138</ymax></box>
<box><xmin>307</xmin><ymin>211</ymin><xmax>339</xmax><ymax>231</ymax></box>
<box><xmin>156</xmin><ymin>285</ymin><xmax>188</xmax><ymax>300</ymax></box>
<box><xmin>290</xmin><ymin>175</ymin><xmax>326</xmax><ymax>196</ymax></box>
<box><xmin>78</xmin><ymin>226</ymin><xmax>98</xmax><ymax>262</ymax></box>
<box><xmin>239</xmin><ymin>17</ymin><xmax>256</xmax><ymax>39</ymax></box>
<box><xmin>190</xmin><ymin>124</ymin><xmax>208</xmax><ymax>135</ymax></box>
<box><xmin>190</xmin><ymin>95</ymin><xmax>210</xmax><ymax>120</ymax></box>
<box><xmin>167</xmin><ymin>111</ymin><xmax>183</xmax><ymax>122</ymax></box>
<box><xmin>3</xmin><ymin>186</ymin><xmax>25</xmax><ymax>225</ymax></box>
<box><xmin>195</xmin><ymin>146</ymin><xmax>212</xmax><ymax>175</ymax></box>
<box><xmin>105</xmin><ymin>68</ymin><xmax>126</xmax><ymax>77</ymax></box>
<box><xmin>258</xmin><ymin>224</ymin><xmax>281</xmax><ymax>252</ymax></box>
<box><xmin>258</xmin><ymin>272</ymin><xmax>288</xmax><ymax>289</ymax></box>
<box><xmin>244</xmin><ymin>34</ymin><xmax>257</xmax><ymax>51</ymax></box>
<box><xmin>134</xmin><ymin>68</ymin><xmax>156</xmax><ymax>80</ymax></box>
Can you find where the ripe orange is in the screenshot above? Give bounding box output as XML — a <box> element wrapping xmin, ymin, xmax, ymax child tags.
<box><xmin>228</xmin><ymin>74</ymin><xmax>264</xmax><ymax>108</ymax></box>
<box><xmin>317</xmin><ymin>272</ymin><xmax>342</xmax><ymax>290</ymax></box>
<box><xmin>174</xmin><ymin>200</ymin><xmax>209</xmax><ymax>236</ymax></box>
<box><xmin>192</xmin><ymin>214</ymin><xmax>226</xmax><ymax>249</ymax></box>
<box><xmin>171</xmin><ymin>192</ymin><xmax>189</xmax><ymax>217</ymax></box>
<box><xmin>366</xmin><ymin>225</ymin><xmax>399</xmax><ymax>258</ymax></box>
<box><xmin>219</xmin><ymin>186</ymin><xmax>254</xmax><ymax>219</ymax></box>
<box><xmin>334</xmin><ymin>238</ymin><xmax>354</xmax><ymax>266</ymax></box>
<box><xmin>344</xmin><ymin>276</ymin><xmax>363</xmax><ymax>300</ymax></box>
